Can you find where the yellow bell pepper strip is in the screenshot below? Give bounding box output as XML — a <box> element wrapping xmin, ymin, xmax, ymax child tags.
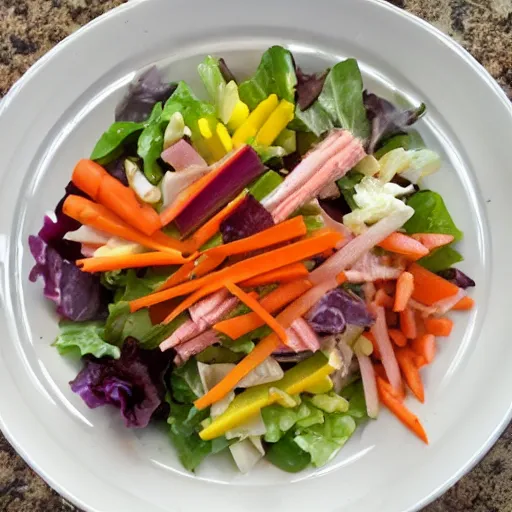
<box><xmin>304</xmin><ymin>375</ymin><xmax>334</xmax><ymax>394</ymax></box>
<box><xmin>227</xmin><ymin>101</ymin><xmax>250</xmax><ymax>131</ymax></box>
<box><xmin>232</xmin><ymin>94</ymin><xmax>279</xmax><ymax>147</ymax></box>
<box><xmin>198</xmin><ymin>118</ymin><xmax>226</xmax><ymax>162</ymax></box>
<box><xmin>216</xmin><ymin>123</ymin><xmax>233</xmax><ymax>153</ymax></box>
<box><xmin>199</xmin><ymin>351</ymin><xmax>340</xmax><ymax>440</ymax></box>
<box><xmin>255</xmin><ymin>99</ymin><xmax>295</xmax><ymax>146</ymax></box>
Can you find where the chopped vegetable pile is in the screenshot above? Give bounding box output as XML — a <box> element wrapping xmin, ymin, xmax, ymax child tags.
<box><xmin>29</xmin><ymin>46</ymin><xmax>475</xmax><ymax>474</ymax></box>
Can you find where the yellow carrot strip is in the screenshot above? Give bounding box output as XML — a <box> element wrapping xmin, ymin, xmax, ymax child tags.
<box><xmin>224</xmin><ymin>281</ymin><xmax>288</xmax><ymax>344</ymax></box>
<box><xmin>77</xmin><ymin>251</ymin><xmax>189</xmax><ymax>273</ymax></box>
<box><xmin>214</xmin><ymin>279</ymin><xmax>312</xmax><ymax>340</ymax></box>
<box><xmin>63</xmin><ymin>195</ymin><xmax>187</xmax><ymax>254</ymax></box>
<box><xmin>194</xmin><ymin>333</ymin><xmax>281</xmax><ymax>410</ymax></box>
<box><xmin>239</xmin><ymin>262</ymin><xmax>309</xmax><ymax>288</ymax></box>
<box><xmin>129</xmin><ymin>229</ymin><xmax>342</xmax><ymax>313</ymax></box>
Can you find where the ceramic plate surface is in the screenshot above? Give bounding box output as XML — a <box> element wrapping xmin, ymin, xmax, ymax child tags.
<box><xmin>1</xmin><ymin>0</ymin><xmax>511</xmax><ymax>511</ymax></box>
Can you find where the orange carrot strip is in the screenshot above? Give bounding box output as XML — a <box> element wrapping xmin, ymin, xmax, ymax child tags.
<box><xmin>377</xmin><ymin>377</ymin><xmax>428</xmax><ymax>444</ymax></box>
<box><xmin>224</xmin><ymin>282</ymin><xmax>288</xmax><ymax>344</ymax></box>
<box><xmin>415</xmin><ymin>311</ymin><xmax>427</xmax><ymax>337</ymax></box>
<box><xmin>410</xmin><ymin>334</ymin><xmax>436</xmax><ymax>364</ymax></box>
<box><xmin>378</xmin><ymin>232</ymin><xmax>429</xmax><ymax>260</ymax></box>
<box><xmin>400</xmin><ymin>307</ymin><xmax>417</xmax><ymax>339</ymax></box>
<box><xmin>408</xmin><ymin>263</ymin><xmax>460</xmax><ymax>306</ymax></box>
<box><xmin>394</xmin><ymin>271</ymin><xmax>414</xmax><ymax>312</ymax></box>
<box><xmin>130</xmin><ymin>230</ymin><xmax>342</xmax><ymax>313</ymax></box>
<box><xmin>411</xmin><ymin>233</ymin><xmax>454</xmax><ymax>250</ymax></box>
<box><xmin>395</xmin><ymin>348</ymin><xmax>425</xmax><ymax>403</ymax></box>
<box><xmin>194</xmin><ymin>332</ymin><xmax>281</xmax><ymax>410</ymax></box>
<box><xmin>63</xmin><ymin>195</ymin><xmax>186</xmax><ymax>254</ymax></box>
<box><xmin>388</xmin><ymin>328</ymin><xmax>408</xmax><ymax>347</ymax></box>
<box><xmin>187</xmin><ymin>191</ymin><xmax>248</xmax><ymax>250</ymax></box>
<box><xmin>156</xmin><ymin>261</ymin><xmax>196</xmax><ymax>291</ymax></box>
<box><xmin>425</xmin><ymin>317</ymin><xmax>454</xmax><ymax>337</ymax></box>
<box><xmin>77</xmin><ymin>251</ymin><xmax>189</xmax><ymax>273</ymax></box>
<box><xmin>452</xmin><ymin>296</ymin><xmax>475</xmax><ymax>310</ymax></box>
<box><xmin>214</xmin><ymin>279</ymin><xmax>312</xmax><ymax>339</ymax></box>
<box><xmin>240</xmin><ymin>263</ymin><xmax>309</xmax><ymax>288</ymax></box>
<box><xmin>72</xmin><ymin>159</ymin><xmax>161</xmax><ymax>236</ymax></box>
<box><xmin>375</xmin><ymin>289</ymin><xmax>394</xmax><ymax>309</ymax></box>
<box><xmin>192</xmin><ymin>217</ymin><xmax>308</xmax><ymax>278</ymax></box>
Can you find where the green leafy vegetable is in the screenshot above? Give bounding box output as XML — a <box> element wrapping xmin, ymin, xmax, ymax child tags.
<box><xmin>248</xmin><ymin>170</ymin><xmax>284</xmax><ymax>202</ymax></box>
<box><xmin>337</xmin><ymin>171</ymin><xmax>364</xmax><ymax>210</ymax></box>
<box><xmin>53</xmin><ymin>320</ymin><xmax>120</xmax><ymax>359</ymax></box>
<box><xmin>291</xmin><ymin>102</ymin><xmax>334</xmax><ymax>136</ymax></box>
<box><xmin>265</xmin><ymin>432</ymin><xmax>311</xmax><ymax>473</ymax></box>
<box><xmin>137</xmin><ymin>102</ymin><xmax>165</xmax><ymax>184</ymax></box>
<box><xmin>195</xmin><ymin>346</ymin><xmax>244</xmax><ymax>364</ymax></box>
<box><xmin>198</xmin><ymin>55</ymin><xmax>226</xmax><ymax>103</ymax></box>
<box><xmin>294</xmin><ymin>413</ymin><xmax>357</xmax><ymax>467</ymax></box>
<box><xmin>317</xmin><ymin>59</ymin><xmax>370</xmax><ymax>140</ymax></box>
<box><xmin>374</xmin><ymin>131</ymin><xmax>425</xmax><ymax>159</ymax></box>
<box><xmin>238</xmin><ymin>46</ymin><xmax>297</xmax><ymax>110</ymax></box>
<box><xmin>262</xmin><ymin>405</ymin><xmax>299</xmax><ymax>443</ymax></box>
<box><xmin>162</xmin><ymin>81</ymin><xmax>217</xmax><ymax>155</ymax></box>
<box><xmin>341</xmin><ymin>380</ymin><xmax>369</xmax><ymax>423</ymax></box>
<box><xmin>170</xmin><ymin>359</ymin><xmax>204</xmax><ymax>403</ymax></box>
<box><xmin>90</xmin><ymin>122</ymin><xmax>144</xmax><ymax>164</ymax></box>
<box><xmin>404</xmin><ymin>190</ymin><xmax>463</xmax><ymax>272</ymax></box>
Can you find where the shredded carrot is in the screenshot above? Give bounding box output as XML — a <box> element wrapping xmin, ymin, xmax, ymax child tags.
<box><xmin>194</xmin><ymin>332</ymin><xmax>281</xmax><ymax>410</ymax></box>
<box><xmin>377</xmin><ymin>376</ymin><xmax>428</xmax><ymax>444</ymax></box>
<box><xmin>410</xmin><ymin>334</ymin><xmax>436</xmax><ymax>364</ymax></box>
<box><xmin>388</xmin><ymin>328</ymin><xmax>408</xmax><ymax>347</ymax></box>
<box><xmin>411</xmin><ymin>233</ymin><xmax>454</xmax><ymax>250</ymax></box>
<box><xmin>452</xmin><ymin>296</ymin><xmax>475</xmax><ymax>310</ymax></box>
<box><xmin>77</xmin><ymin>251</ymin><xmax>189</xmax><ymax>273</ymax></box>
<box><xmin>159</xmin><ymin>164</ymin><xmax>223</xmax><ymax>227</ymax></box>
<box><xmin>374</xmin><ymin>365</ymin><xmax>405</xmax><ymax>401</ymax></box>
<box><xmin>395</xmin><ymin>348</ymin><xmax>425</xmax><ymax>403</ymax></box>
<box><xmin>72</xmin><ymin>159</ymin><xmax>162</xmax><ymax>236</ymax></box>
<box><xmin>408</xmin><ymin>263</ymin><xmax>460</xmax><ymax>306</ymax></box>
<box><xmin>62</xmin><ymin>195</ymin><xmax>187</xmax><ymax>254</ymax></box>
<box><xmin>129</xmin><ymin>230</ymin><xmax>341</xmax><ymax>313</ymax></box>
<box><xmin>240</xmin><ymin>263</ymin><xmax>309</xmax><ymax>288</ymax></box>
<box><xmin>336</xmin><ymin>272</ymin><xmax>347</xmax><ymax>285</ymax></box>
<box><xmin>224</xmin><ymin>282</ymin><xmax>288</xmax><ymax>344</ymax></box>
<box><xmin>415</xmin><ymin>311</ymin><xmax>426</xmax><ymax>337</ymax></box>
<box><xmin>400</xmin><ymin>307</ymin><xmax>417</xmax><ymax>339</ymax></box>
<box><xmin>214</xmin><ymin>279</ymin><xmax>312</xmax><ymax>339</ymax></box>
<box><xmin>187</xmin><ymin>191</ymin><xmax>247</xmax><ymax>250</ymax></box>
<box><xmin>394</xmin><ymin>271</ymin><xmax>414</xmax><ymax>312</ymax></box>
<box><xmin>425</xmin><ymin>317</ymin><xmax>454</xmax><ymax>337</ymax></box>
<box><xmin>377</xmin><ymin>232</ymin><xmax>429</xmax><ymax>260</ymax></box>
<box><xmin>156</xmin><ymin>261</ymin><xmax>196</xmax><ymax>291</ymax></box>
<box><xmin>375</xmin><ymin>289</ymin><xmax>394</xmax><ymax>309</ymax></box>
<box><xmin>191</xmin><ymin>217</ymin><xmax>308</xmax><ymax>277</ymax></box>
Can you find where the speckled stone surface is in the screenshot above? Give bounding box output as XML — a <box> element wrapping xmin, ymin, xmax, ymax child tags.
<box><xmin>0</xmin><ymin>0</ymin><xmax>511</xmax><ymax>510</ymax></box>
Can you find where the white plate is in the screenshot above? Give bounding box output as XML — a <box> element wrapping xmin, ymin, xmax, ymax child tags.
<box><xmin>0</xmin><ymin>0</ymin><xmax>511</xmax><ymax>511</ymax></box>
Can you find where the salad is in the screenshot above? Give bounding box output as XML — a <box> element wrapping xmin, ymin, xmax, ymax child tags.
<box><xmin>28</xmin><ymin>46</ymin><xmax>475</xmax><ymax>474</ymax></box>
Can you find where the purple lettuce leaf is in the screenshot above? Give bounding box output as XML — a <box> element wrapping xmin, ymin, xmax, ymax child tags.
<box><xmin>296</xmin><ymin>67</ymin><xmax>329</xmax><ymax>111</ymax></box>
<box><xmin>105</xmin><ymin>158</ymin><xmax>129</xmax><ymax>186</ymax></box>
<box><xmin>307</xmin><ymin>289</ymin><xmax>374</xmax><ymax>334</ymax></box>
<box><xmin>363</xmin><ymin>91</ymin><xmax>426</xmax><ymax>154</ymax></box>
<box><xmin>29</xmin><ymin>235</ymin><xmax>108</xmax><ymax>321</ymax></box>
<box><xmin>219</xmin><ymin>58</ymin><xmax>237</xmax><ymax>83</ymax></box>
<box><xmin>220</xmin><ymin>194</ymin><xmax>274</xmax><ymax>244</ymax></box>
<box><xmin>436</xmin><ymin>268</ymin><xmax>475</xmax><ymax>289</ymax></box>
<box><xmin>115</xmin><ymin>67</ymin><xmax>177</xmax><ymax>123</ymax></box>
<box><xmin>70</xmin><ymin>338</ymin><xmax>172</xmax><ymax>428</ymax></box>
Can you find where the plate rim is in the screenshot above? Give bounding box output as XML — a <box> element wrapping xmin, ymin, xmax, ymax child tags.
<box><xmin>0</xmin><ymin>0</ymin><xmax>511</xmax><ymax>511</ymax></box>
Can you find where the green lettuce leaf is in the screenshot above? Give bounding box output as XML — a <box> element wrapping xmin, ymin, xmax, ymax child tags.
<box><xmin>170</xmin><ymin>359</ymin><xmax>204</xmax><ymax>403</ymax></box>
<box><xmin>261</xmin><ymin>405</ymin><xmax>299</xmax><ymax>443</ymax></box>
<box><xmin>238</xmin><ymin>46</ymin><xmax>297</xmax><ymax>110</ymax></box>
<box><xmin>198</xmin><ymin>55</ymin><xmax>226</xmax><ymax>102</ymax></box>
<box><xmin>90</xmin><ymin>121</ymin><xmax>144</xmax><ymax>164</ymax></box>
<box><xmin>265</xmin><ymin>432</ymin><xmax>311</xmax><ymax>473</ymax></box>
<box><xmin>337</xmin><ymin>171</ymin><xmax>364</xmax><ymax>210</ymax></box>
<box><xmin>373</xmin><ymin>130</ymin><xmax>425</xmax><ymax>159</ymax></box>
<box><xmin>290</xmin><ymin>101</ymin><xmax>334</xmax><ymax>136</ymax></box>
<box><xmin>404</xmin><ymin>190</ymin><xmax>463</xmax><ymax>272</ymax></box>
<box><xmin>137</xmin><ymin>102</ymin><xmax>166</xmax><ymax>184</ymax></box>
<box><xmin>342</xmin><ymin>379</ymin><xmax>369</xmax><ymax>423</ymax></box>
<box><xmin>53</xmin><ymin>320</ymin><xmax>120</xmax><ymax>359</ymax></box>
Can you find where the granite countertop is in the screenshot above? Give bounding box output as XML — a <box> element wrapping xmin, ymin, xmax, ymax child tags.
<box><xmin>0</xmin><ymin>0</ymin><xmax>511</xmax><ymax>510</ymax></box>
